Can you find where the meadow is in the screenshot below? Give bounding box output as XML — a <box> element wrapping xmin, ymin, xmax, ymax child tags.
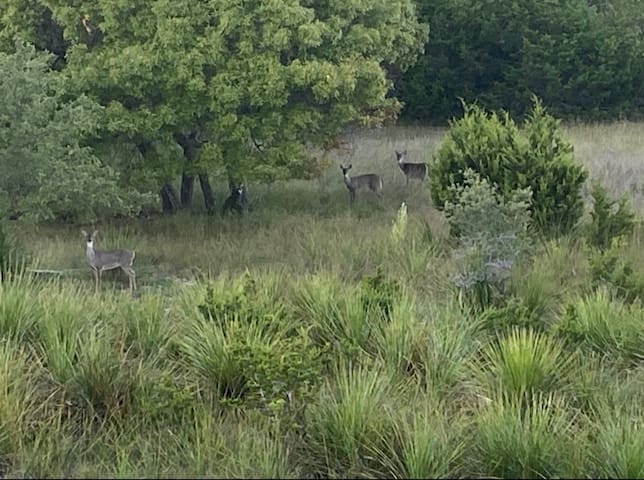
<box><xmin>1</xmin><ymin>122</ymin><xmax>643</xmax><ymax>478</ymax></box>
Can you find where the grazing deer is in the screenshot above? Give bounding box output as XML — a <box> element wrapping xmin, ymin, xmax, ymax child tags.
<box><xmin>81</xmin><ymin>230</ymin><xmax>136</xmax><ymax>293</ymax></box>
<box><xmin>395</xmin><ymin>150</ymin><xmax>427</xmax><ymax>185</ymax></box>
<box><xmin>221</xmin><ymin>182</ymin><xmax>249</xmax><ymax>216</ymax></box>
<box><xmin>340</xmin><ymin>164</ymin><xmax>383</xmax><ymax>204</ymax></box>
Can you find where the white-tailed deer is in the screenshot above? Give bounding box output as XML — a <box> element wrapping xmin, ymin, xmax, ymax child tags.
<box><xmin>340</xmin><ymin>164</ymin><xmax>383</xmax><ymax>203</ymax></box>
<box><xmin>81</xmin><ymin>230</ymin><xmax>136</xmax><ymax>293</ymax></box>
<box><xmin>221</xmin><ymin>182</ymin><xmax>249</xmax><ymax>216</ymax></box>
<box><xmin>395</xmin><ymin>150</ymin><xmax>427</xmax><ymax>185</ymax></box>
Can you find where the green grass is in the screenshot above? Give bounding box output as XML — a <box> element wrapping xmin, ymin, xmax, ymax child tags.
<box><xmin>1</xmin><ymin>123</ymin><xmax>643</xmax><ymax>477</ymax></box>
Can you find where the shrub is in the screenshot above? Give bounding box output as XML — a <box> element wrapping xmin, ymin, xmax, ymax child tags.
<box><xmin>586</xmin><ymin>181</ymin><xmax>635</xmax><ymax>251</ymax></box>
<box><xmin>479</xmin><ymin>296</ymin><xmax>545</xmax><ymax>334</ymax></box>
<box><xmin>589</xmin><ymin>247</ymin><xmax>644</xmax><ymax>304</ymax></box>
<box><xmin>183</xmin><ymin>272</ymin><xmax>326</xmax><ymax>428</ymax></box>
<box><xmin>445</xmin><ymin>169</ymin><xmax>532</xmax><ymax>312</ymax></box>
<box><xmin>430</xmin><ymin>98</ymin><xmax>587</xmax><ymax>236</ymax></box>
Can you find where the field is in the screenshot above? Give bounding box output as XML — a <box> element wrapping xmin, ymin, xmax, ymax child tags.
<box><xmin>1</xmin><ymin>122</ymin><xmax>643</xmax><ymax>478</ymax></box>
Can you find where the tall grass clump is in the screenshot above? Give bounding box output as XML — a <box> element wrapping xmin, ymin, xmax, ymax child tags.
<box><xmin>302</xmin><ymin>363</ymin><xmax>403</xmax><ymax>477</ymax></box>
<box><xmin>377</xmin><ymin>401</ymin><xmax>467</xmax><ymax>479</ymax></box>
<box><xmin>293</xmin><ymin>273</ymin><xmax>377</xmax><ymax>362</ymax></box>
<box><xmin>586</xmin><ymin>405</ymin><xmax>644</xmax><ymax>479</ymax></box>
<box><xmin>0</xmin><ymin>220</ymin><xmax>26</xmax><ymax>279</ymax></box>
<box><xmin>70</xmin><ymin>324</ymin><xmax>143</xmax><ymax>421</ymax></box>
<box><xmin>476</xmin><ymin>328</ymin><xmax>574</xmax><ymax>402</ymax></box>
<box><xmin>473</xmin><ymin>392</ymin><xmax>576</xmax><ymax>478</ymax></box>
<box><xmin>121</xmin><ymin>293</ymin><xmax>175</xmax><ymax>359</ymax></box>
<box><xmin>0</xmin><ymin>273</ymin><xmax>41</xmax><ymax>343</ymax></box>
<box><xmin>420</xmin><ymin>301</ymin><xmax>482</xmax><ymax>399</ymax></box>
<box><xmin>556</xmin><ymin>287</ymin><xmax>644</xmax><ymax>364</ymax></box>
<box><xmin>0</xmin><ymin>341</ymin><xmax>41</xmax><ymax>473</ymax></box>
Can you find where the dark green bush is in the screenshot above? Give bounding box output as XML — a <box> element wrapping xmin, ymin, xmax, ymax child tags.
<box><xmin>586</xmin><ymin>181</ymin><xmax>635</xmax><ymax>251</ymax></box>
<box><xmin>430</xmin><ymin>98</ymin><xmax>587</xmax><ymax>236</ymax></box>
<box><xmin>589</xmin><ymin>247</ymin><xmax>644</xmax><ymax>304</ymax></box>
<box><xmin>479</xmin><ymin>296</ymin><xmax>545</xmax><ymax>334</ymax></box>
<box><xmin>192</xmin><ymin>272</ymin><xmax>326</xmax><ymax>429</ymax></box>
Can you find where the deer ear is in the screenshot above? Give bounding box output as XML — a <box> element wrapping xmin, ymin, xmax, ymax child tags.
<box><xmin>348</xmin><ymin>164</ymin><xmax>352</xmax><ymax>169</ymax></box>
<box><xmin>92</xmin><ymin>230</ymin><xmax>98</xmax><ymax>238</ymax></box>
<box><xmin>81</xmin><ymin>229</ymin><xmax>87</xmax><ymax>237</ymax></box>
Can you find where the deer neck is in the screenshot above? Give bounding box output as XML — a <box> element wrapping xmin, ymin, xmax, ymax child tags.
<box><xmin>85</xmin><ymin>241</ymin><xmax>96</xmax><ymax>264</ymax></box>
<box><xmin>343</xmin><ymin>173</ymin><xmax>353</xmax><ymax>189</ymax></box>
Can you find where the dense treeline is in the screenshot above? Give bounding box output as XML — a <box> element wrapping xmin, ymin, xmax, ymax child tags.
<box><xmin>396</xmin><ymin>0</ymin><xmax>644</xmax><ymax>123</ymax></box>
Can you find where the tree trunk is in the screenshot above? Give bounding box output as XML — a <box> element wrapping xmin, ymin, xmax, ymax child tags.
<box><xmin>174</xmin><ymin>132</ymin><xmax>202</xmax><ymax>209</ymax></box>
<box><xmin>180</xmin><ymin>173</ymin><xmax>194</xmax><ymax>209</ymax></box>
<box><xmin>198</xmin><ymin>173</ymin><xmax>216</xmax><ymax>215</ymax></box>
<box><xmin>159</xmin><ymin>183</ymin><xmax>179</xmax><ymax>214</ymax></box>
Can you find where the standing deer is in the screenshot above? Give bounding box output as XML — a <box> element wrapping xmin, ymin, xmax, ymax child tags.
<box><xmin>81</xmin><ymin>230</ymin><xmax>136</xmax><ymax>293</ymax></box>
<box><xmin>395</xmin><ymin>150</ymin><xmax>427</xmax><ymax>185</ymax></box>
<box><xmin>340</xmin><ymin>164</ymin><xmax>383</xmax><ymax>204</ymax></box>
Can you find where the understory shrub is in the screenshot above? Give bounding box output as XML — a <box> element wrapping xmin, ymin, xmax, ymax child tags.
<box><xmin>586</xmin><ymin>181</ymin><xmax>635</xmax><ymax>251</ymax></box>
<box><xmin>445</xmin><ymin>169</ymin><xmax>532</xmax><ymax>312</ymax></box>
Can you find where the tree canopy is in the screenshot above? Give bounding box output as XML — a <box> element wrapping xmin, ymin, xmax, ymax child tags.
<box><xmin>0</xmin><ymin>41</ymin><xmax>151</xmax><ymax>222</ymax></box>
<box><xmin>0</xmin><ymin>0</ymin><xmax>428</xmax><ymax>216</ymax></box>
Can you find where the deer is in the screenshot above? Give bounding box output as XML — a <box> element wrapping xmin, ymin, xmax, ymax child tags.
<box><xmin>221</xmin><ymin>182</ymin><xmax>249</xmax><ymax>216</ymax></box>
<box><xmin>81</xmin><ymin>230</ymin><xmax>136</xmax><ymax>293</ymax></box>
<box><xmin>395</xmin><ymin>149</ymin><xmax>427</xmax><ymax>186</ymax></box>
<box><xmin>340</xmin><ymin>164</ymin><xmax>384</xmax><ymax>204</ymax></box>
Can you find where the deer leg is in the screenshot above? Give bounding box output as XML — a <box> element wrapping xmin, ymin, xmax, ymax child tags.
<box><xmin>122</xmin><ymin>266</ymin><xmax>136</xmax><ymax>292</ymax></box>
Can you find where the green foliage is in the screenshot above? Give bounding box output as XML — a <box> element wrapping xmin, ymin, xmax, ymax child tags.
<box><xmin>479</xmin><ymin>296</ymin><xmax>545</xmax><ymax>334</ymax></box>
<box><xmin>293</xmin><ymin>274</ymin><xmax>376</xmax><ymax>361</ymax></box>
<box><xmin>185</xmin><ymin>272</ymin><xmax>325</xmax><ymax>428</ymax></box>
<box><xmin>33</xmin><ymin>0</ymin><xmax>427</xmax><ymax>187</ymax></box>
<box><xmin>302</xmin><ymin>363</ymin><xmax>401</xmax><ymax>477</ymax></box>
<box><xmin>0</xmin><ymin>221</ymin><xmax>26</xmax><ymax>278</ymax></box>
<box><xmin>432</xmin><ymin>99</ymin><xmax>588</xmax><ymax>236</ymax></box>
<box><xmin>359</xmin><ymin>267</ymin><xmax>402</xmax><ymax>321</ymax></box>
<box><xmin>0</xmin><ymin>341</ymin><xmax>41</xmax><ymax>471</ymax></box>
<box><xmin>474</xmin><ymin>393</ymin><xmax>575</xmax><ymax>478</ymax></box>
<box><xmin>445</xmin><ymin>169</ymin><xmax>532</xmax><ymax>312</ymax></box>
<box><xmin>398</xmin><ymin>0</ymin><xmax>644</xmax><ymax>123</ymax></box>
<box><xmin>556</xmin><ymin>288</ymin><xmax>644</xmax><ymax>364</ymax></box>
<box><xmin>477</xmin><ymin>328</ymin><xmax>574</xmax><ymax>403</ymax></box>
<box><xmin>586</xmin><ymin>181</ymin><xmax>635</xmax><ymax>251</ymax></box>
<box><xmin>0</xmin><ymin>41</ymin><xmax>152</xmax><ymax>222</ymax></box>
<box><xmin>588</xmin><ymin>405</ymin><xmax>644</xmax><ymax>479</ymax></box>
<box><xmin>589</xmin><ymin>246</ymin><xmax>644</xmax><ymax>304</ymax></box>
